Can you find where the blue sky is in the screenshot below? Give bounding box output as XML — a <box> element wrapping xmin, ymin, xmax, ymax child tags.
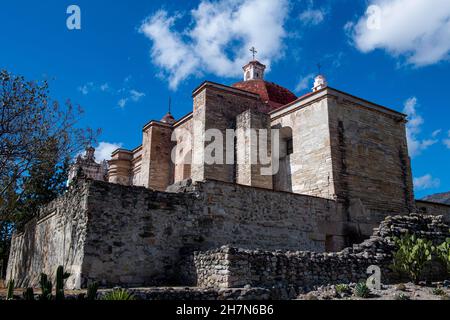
<box><xmin>0</xmin><ymin>0</ymin><xmax>449</xmax><ymax>198</ymax></box>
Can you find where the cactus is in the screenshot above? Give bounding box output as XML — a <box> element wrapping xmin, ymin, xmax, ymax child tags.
<box><xmin>55</xmin><ymin>265</ymin><xmax>70</xmax><ymax>301</ymax></box>
<box><xmin>6</xmin><ymin>279</ymin><xmax>14</xmax><ymax>300</ymax></box>
<box><xmin>86</xmin><ymin>282</ymin><xmax>99</xmax><ymax>300</ymax></box>
<box><xmin>39</xmin><ymin>273</ymin><xmax>53</xmax><ymax>300</ymax></box>
<box><xmin>392</xmin><ymin>235</ymin><xmax>435</xmax><ymax>283</ymax></box>
<box><xmin>23</xmin><ymin>288</ymin><xmax>35</xmax><ymax>301</ymax></box>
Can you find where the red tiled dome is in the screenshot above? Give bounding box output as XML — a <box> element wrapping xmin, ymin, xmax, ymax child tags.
<box><xmin>232</xmin><ymin>79</ymin><xmax>297</xmax><ymax>111</ymax></box>
<box><xmin>161</xmin><ymin>112</ymin><xmax>176</xmax><ymax>125</ymax></box>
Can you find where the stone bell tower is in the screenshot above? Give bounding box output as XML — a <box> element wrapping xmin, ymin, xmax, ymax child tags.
<box><xmin>243</xmin><ymin>47</ymin><xmax>266</xmax><ymax>81</ymax></box>
<box><xmin>243</xmin><ymin>60</ymin><xmax>266</xmax><ymax>81</ymax></box>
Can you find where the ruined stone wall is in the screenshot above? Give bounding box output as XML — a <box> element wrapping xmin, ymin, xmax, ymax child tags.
<box><xmin>80</xmin><ymin>181</ymin><xmax>191</xmax><ymax>288</ymax></box>
<box><xmin>327</xmin><ymin>92</ymin><xmax>414</xmax><ymax>239</ymax></box>
<box><xmin>188</xmin><ymin>214</ymin><xmax>449</xmax><ymax>290</ymax></box>
<box><xmin>82</xmin><ymin>179</ymin><xmax>336</xmax><ymax>288</ymax></box>
<box><xmin>416</xmin><ymin>200</ymin><xmax>450</xmax><ymax>223</ymax></box>
<box><xmin>7</xmin><ymin>179</ymin><xmax>337</xmax><ymax>289</ymax></box>
<box><xmin>6</xmin><ymin>184</ymin><xmax>90</xmax><ymax>289</ymax></box>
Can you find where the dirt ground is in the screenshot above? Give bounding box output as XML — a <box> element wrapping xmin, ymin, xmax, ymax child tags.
<box><xmin>297</xmin><ymin>282</ymin><xmax>450</xmax><ymax>300</ymax></box>
<box><xmin>1</xmin><ymin>283</ymin><xmax>449</xmax><ymax>300</ymax></box>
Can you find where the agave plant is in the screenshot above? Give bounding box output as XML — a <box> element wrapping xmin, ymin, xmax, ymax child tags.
<box><xmin>354</xmin><ymin>282</ymin><xmax>371</xmax><ymax>298</ymax></box>
<box><xmin>102</xmin><ymin>289</ymin><xmax>135</xmax><ymax>301</ymax></box>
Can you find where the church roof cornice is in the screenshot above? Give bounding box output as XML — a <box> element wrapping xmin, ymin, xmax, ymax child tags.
<box><xmin>192</xmin><ymin>81</ymin><xmax>261</xmax><ymax>100</ymax></box>
<box><xmin>270</xmin><ymin>87</ymin><xmax>407</xmax><ymax>121</ymax></box>
<box><xmin>142</xmin><ymin>119</ymin><xmax>175</xmax><ymax>132</ymax></box>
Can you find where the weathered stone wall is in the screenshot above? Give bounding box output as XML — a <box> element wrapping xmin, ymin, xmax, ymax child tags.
<box><xmin>416</xmin><ymin>200</ymin><xmax>450</xmax><ymax>223</ymax></box>
<box><xmin>6</xmin><ymin>184</ymin><xmax>90</xmax><ymax>289</ymax></box>
<box><xmin>173</xmin><ymin>116</ymin><xmax>193</xmax><ymax>183</ymax></box>
<box><xmin>80</xmin><ymin>181</ymin><xmax>191</xmax><ymax>288</ymax></box>
<box><xmin>140</xmin><ymin>122</ymin><xmax>175</xmax><ymax>191</ymax></box>
<box><xmin>271</xmin><ymin>96</ymin><xmax>335</xmax><ymax>199</ymax></box>
<box><xmin>236</xmin><ymin>109</ymin><xmax>273</xmax><ymax>189</ymax></box>
<box><xmin>327</xmin><ymin>92</ymin><xmax>415</xmax><ymax>240</ymax></box>
<box><xmin>188</xmin><ymin>214</ymin><xmax>449</xmax><ymax>291</ymax></box>
<box><xmin>8</xmin><ymin>179</ymin><xmax>338</xmax><ymax>289</ymax></box>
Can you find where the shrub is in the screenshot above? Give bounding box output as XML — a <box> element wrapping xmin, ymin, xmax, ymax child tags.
<box><xmin>392</xmin><ymin>234</ymin><xmax>435</xmax><ymax>284</ymax></box>
<box><xmin>354</xmin><ymin>283</ymin><xmax>371</xmax><ymax>298</ymax></box>
<box><xmin>102</xmin><ymin>289</ymin><xmax>135</xmax><ymax>301</ymax></box>
<box><xmin>432</xmin><ymin>287</ymin><xmax>446</xmax><ymax>296</ymax></box>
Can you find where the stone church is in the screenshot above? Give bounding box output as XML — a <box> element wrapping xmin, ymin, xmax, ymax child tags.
<box><xmin>7</xmin><ymin>59</ymin><xmax>450</xmax><ymax>289</ymax></box>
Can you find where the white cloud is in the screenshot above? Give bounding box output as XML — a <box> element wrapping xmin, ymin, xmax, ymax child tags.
<box><xmin>79</xmin><ymin>82</ymin><xmax>112</xmax><ymax>95</ymax></box>
<box><xmin>118</xmin><ymin>98</ymin><xmax>128</xmax><ymax>109</ymax></box>
<box><xmin>348</xmin><ymin>0</ymin><xmax>450</xmax><ymax>66</ymax></box>
<box><xmin>140</xmin><ymin>0</ymin><xmax>289</xmax><ymax>89</ymax></box>
<box><xmin>78</xmin><ymin>82</ymin><xmax>94</xmax><ymax>95</ymax></box>
<box><xmin>130</xmin><ymin>89</ymin><xmax>146</xmax><ymax>102</ymax></box>
<box><xmin>414</xmin><ymin>174</ymin><xmax>441</xmax><ymax>190</ymax></box>
<box><xmin>299</xmin><ymin>9</ymin><xmax>326</xmax><ymax>26</ymax></box>
<box><xmin>432</xmin><ymin>129</ymin><xmax>442</xmax><ymax>138</ymax></box>
<box><xmin>444</xmin><ymin>130</ymin><xmax>450</xmax><ymax>149</ymax></box>
<box><xmin>295</xmin><ymin>73</ymin><xmax>315</xmax><ymax>93</ymax></box>
<box><xmin>117</xmin><ymin>89</ymin><xmax>146</xmax><ymax>108</ymax></box>
<box><xmin>403</xmin><ymin>97</ymin><xmax>437</xmax><ymax>157</ymax></box>
<box><xmin>100</xmin><ymin>83</ymin><xmax>110</xmax><ymax>92</ymax></box>
<box><xmin>95</xmin><ymin>142</ymin><xmax>123</xmax><ymax>162</ymax></box>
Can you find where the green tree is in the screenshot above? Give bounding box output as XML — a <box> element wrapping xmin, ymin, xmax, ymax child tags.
<box><xmin>0</xmin><ymin>69</ymin><xmax>100</xmax><ymax>276</ymax></box>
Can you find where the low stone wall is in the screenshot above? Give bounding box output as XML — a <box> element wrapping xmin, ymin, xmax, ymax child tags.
<box><xmin>416</xmin><ymin>200</ymin><xmax>450</xmax><ymax>224</ymax></box>
<box><xmin>188</xmin><ymin>214</ymin><xmax>449</xmax><ymax>291</ymax></box>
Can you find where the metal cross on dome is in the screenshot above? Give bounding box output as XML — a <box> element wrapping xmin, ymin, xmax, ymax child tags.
<box><xmin>250</xmin><ymin>47</ymin><xmax>257</xmax><ymax>60</ymax></box>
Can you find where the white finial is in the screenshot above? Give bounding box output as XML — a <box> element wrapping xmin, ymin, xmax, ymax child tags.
<box><xmin>312</xmin><ymin>74</ymin><xmax>328</xmax><ymax>92</ymax></box>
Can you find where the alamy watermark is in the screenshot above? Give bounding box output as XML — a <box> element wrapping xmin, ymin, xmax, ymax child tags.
<box><xmin>170</xmin><ymin>123</ymin><xmax>285</xmax><ymax>176</ymax></box>
<box><xmin>66</xmin><ymin>5</ymin><xmax>81</xmax><ymax>30</ymax></box>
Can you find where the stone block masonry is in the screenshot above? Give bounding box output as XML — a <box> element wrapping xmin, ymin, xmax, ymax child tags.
<box><xmin>188</xmin><ymin>214</ymin><xmax>449</xmax><ymax>291</ymax></box>
<box><xmin>6</xmin><ymin>183</ymin><xmax>91</xmax><ymax>289</ymax></box>
<box><xmin>416</xmin><ymin>200</ymin><xmax>450</xmax><ymax>224</ymax></box>
<box><xmin>7</xmin><ymin>178</ymin><xmax>338</xmax><ymax>289</ymax></box>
